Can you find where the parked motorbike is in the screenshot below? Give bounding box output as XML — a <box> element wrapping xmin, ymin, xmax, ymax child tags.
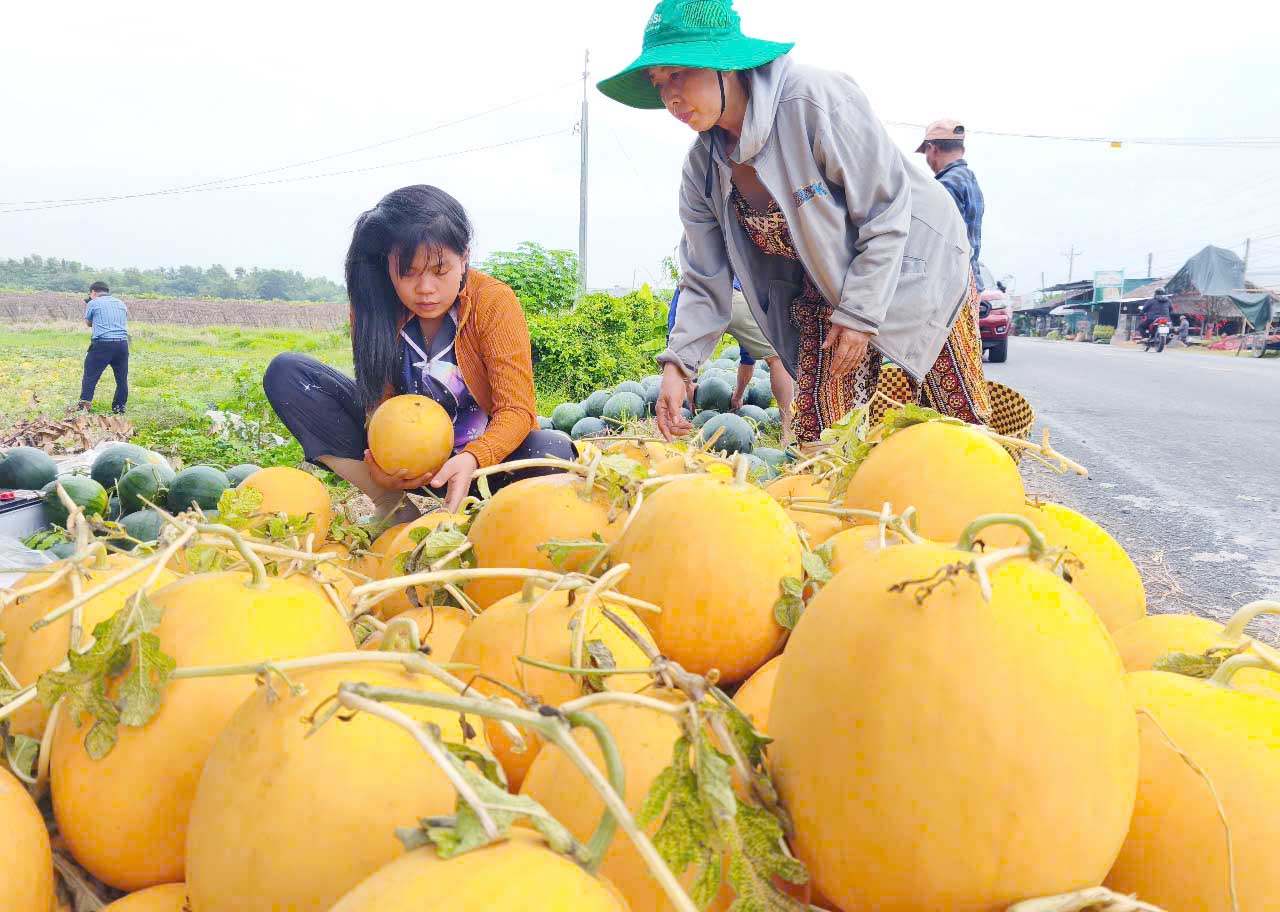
<box><xmin>1142</xmin><ymin>318</ymin><xmax>1172</xmax><ymax>353</ymax></box>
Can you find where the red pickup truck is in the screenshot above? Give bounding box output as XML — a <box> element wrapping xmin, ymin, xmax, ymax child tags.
<box><xmin>978</xmin><ymin>288</ymin><xmax>1012</xmax><ymax>362</ymax></box>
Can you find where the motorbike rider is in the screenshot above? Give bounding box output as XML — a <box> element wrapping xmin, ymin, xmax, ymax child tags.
<box><xmin>1139</xmin><ymin>288</ymin><xmax>1173</xmax><ymax>339</ymax></box>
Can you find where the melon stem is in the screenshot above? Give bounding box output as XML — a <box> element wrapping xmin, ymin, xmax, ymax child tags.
<box><xmin>518</xmin><ymin>656</ymin><xmax>659</xmax><ymax>678</ymax></box>
<box><xmin>1219</xmin><ymin>601</ymin><xmax>1280</xmax><ymax>669</ymax></box>
<box><xmin>29</xmin><ymin>535</ymin><xmax>185</xmax><ymax>631</ymax></box>
<box><xmin>1208</xmin><ymin>653</ymin><xmax>1280</xmax><ymax>688</ymax></box>
<box><xmin>569</xmin><ymin>564</ymin><xmax>632</xmax><ymax>680</ymax></box>
<box><xmin>564</xmin><ymin>709</ymin><xmax>626</xmax><ymax>874</ymax></box>
<box><xmin>955</xmin><ymin>513</ymin><xmax>1048</xmax><ymax>556</ymax></box>
<box><xmin>194</xmin><ymin>524</ymin><xmax>270</xmax><ymax>588</ymax></box>
<box><xmin>471</xmin><ymin>458</ymin><xmax>588</xmax><ymax>481</ymax></box>
<box><xmin>342</xmin><ymin>682</ymin><xmax>699</xmax><ymax>912</ymax></box>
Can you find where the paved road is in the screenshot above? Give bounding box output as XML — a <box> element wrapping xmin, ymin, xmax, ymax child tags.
<box><xmin>986</xmin><ymin>338</ymin><xmax>1279</xmax><ymax>625</ymax></box>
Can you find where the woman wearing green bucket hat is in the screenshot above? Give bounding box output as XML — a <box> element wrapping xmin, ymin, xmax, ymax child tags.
<box><xmin>600</xmin><ymin>0</ymin><xmax>992</xmax><ymax>446</ymax></box>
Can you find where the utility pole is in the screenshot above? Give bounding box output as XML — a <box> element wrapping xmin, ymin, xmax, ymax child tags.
<box><xmin>1040</xmin><ymin>271</ymin><xmax>1045</xmax><ymax>292</ymax></box>
<box><xmin>1146</xmin><ymin>252</ymin><xmax>1153</xmax><ymax>279</ymax></box>
<box><xmin>1243</xmin><ymin>237</ymin><xmax>1251</xmax><ymax>272</ymax></box>
<box><xmin>1062</xmin><ymin>245</ymin><xmax>1082</xmax><ymax>283</ymax></box>
<box><xmin>578</xmin><ymin>50</ymin><xmax>590</xmax><ymax>293</ymax></box>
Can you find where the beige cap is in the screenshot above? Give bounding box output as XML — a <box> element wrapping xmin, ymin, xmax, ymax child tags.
<box><xmin>915</xmin><ymin>119</ymin><xmax>966</xmax><ymax>153</ymax></box>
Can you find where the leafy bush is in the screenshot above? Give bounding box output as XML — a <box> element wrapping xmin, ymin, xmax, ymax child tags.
<box><xmin>528</xmin><ymin>289</ymin><xmax>668</xmax><ymax>400</ymax></box>
<box><xmin>1093</xmin><ymin>325</ymin><xmax>1115</xmax><ymax>343</ymax></box>
<box><xmin>478</xmin><ymin>242</ymin><xmax>579</xmax><ymax>314</ymax></box>
<box><xmin>1046</xmin><ymin>330</ymin><xmax>1062</xmax><ymax>340</ymax></box>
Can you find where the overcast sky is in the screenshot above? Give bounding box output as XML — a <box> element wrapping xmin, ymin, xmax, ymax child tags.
<box><xmin>3</xmin><ymin>0</ymin><xmax>1278</xmax><ymax>296</ymax></box>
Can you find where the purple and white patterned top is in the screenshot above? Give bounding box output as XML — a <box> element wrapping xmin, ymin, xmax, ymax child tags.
<box><xmin>399</xmin><ymin>308</ymin><xmax>489</xmax><ymax>451</ymax></box>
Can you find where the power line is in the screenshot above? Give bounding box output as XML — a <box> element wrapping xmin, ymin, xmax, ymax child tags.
<box><xmin>885</xmin><ymin>121</ymin><xmax>1280</xmax><ymax>150</ymax></box>
<box><xmin>0</xmin><ymin>77</ymin><xmax>581</xmax><ymax>209</ymax></box>
<box><xmin>0</xmin><ymin>129</ymin><xmax>574</xmax><ymax>215</ymax></box>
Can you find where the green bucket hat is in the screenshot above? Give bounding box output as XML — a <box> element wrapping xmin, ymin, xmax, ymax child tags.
<box><xmin>597</xmin><ymin>0</ymin><xmax>794</xmax><ymax>110</ymax></box>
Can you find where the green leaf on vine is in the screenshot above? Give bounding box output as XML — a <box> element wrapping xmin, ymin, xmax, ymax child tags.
<box><xmin>773</xmin><ymin>577</ymin><xmax>805</xmax><ymax>630</ymax></box>
<box><xmin>1153</xmin><ymin>649</ymin><xmax>1235</xmax><ymax>679</ymax></box>
<box><xmin>393</xmin><ymin>526</ymin><xmax>470</xmax><ymax>576</ymax></box>
<box><xmin>215</xmin><ymin>486</ymin><xmax>264</xmax><ymax>529</ymax></box>
<box><xmin>5</xmin><ymin>734</ymin><xmax>40</xmax><ymax>781</ymax></box>
<box><xmin>584</xmin><ymin>639</ymin><xmax>617</xmax><ymax>692</ymax></box>
<box><xmin>879</xmin><ymin>403</ymin><xmax>965</xmax><ymax>438</ymax></box>
<box><xmin>36</xmin><ymin>593</ymin><xmax>173</xmax><ymax>760</ymax></box>
<box><xmin>537</xmin><ymin>535</ymin><xmax>608</xmax><ymax>571</ymax></box>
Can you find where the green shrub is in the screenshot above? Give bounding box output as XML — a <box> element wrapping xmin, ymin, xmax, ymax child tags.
<box><xmin>478</xmin><ymin>242</ymin><xmax>579</xmax><ymax>315</ymax></box>
<box><xmin>1093</xmin><ymin>325</ymin><xmax>1115</xmax><ymax>343</ymax></box>
<box><xmin>1046</xmin><ymin>330</ymin><xmax>1062</xmax><ymax>340</ymax></box>
<box><xmin>528</xmin><ymin>289</ymin><xmax>668</xmax><ymax>401</ymax></box>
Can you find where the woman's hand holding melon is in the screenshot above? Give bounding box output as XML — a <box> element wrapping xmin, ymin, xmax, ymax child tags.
<box><xmin>656</xmin><ymin>362</ymin><xmax>694</xmax><ymax>441</ymax></box>
<box><xmin>364</xmin><ymin>450</ymin><xmax>435</xmax><ymax>491</ymax></box>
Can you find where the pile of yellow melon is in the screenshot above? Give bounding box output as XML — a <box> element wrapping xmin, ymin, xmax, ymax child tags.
<box><xmin>2</xmin><ymin>404</ymin><xmax>1277</xmax><ymax>912</ymax></box>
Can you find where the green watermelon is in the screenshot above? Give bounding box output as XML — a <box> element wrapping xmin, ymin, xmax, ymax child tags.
<box><xmin>692</xmin><ymin>410</ymin><xmax>717</xmax><ymax>429</ymax></box>
<box><xmin>697</xmin><ymin>413</ymin><xmax>755</xmax><ymax>455</ymax></box>
<box><xmin>680</xmin><ymin>407</ymin><xmax>694</xmax><ymax>421</ymax></box>
<box><xmin>583</xmin><ymin>390</ymin><xmax>613</xmax><ymax>419</ymax></box>
<box><xmin>754</xmin><ymin>447</ymin><xmax>788</xmax><ymax>470</ymax></box>
<box><xmin>720</xmin><ymin>345</ymin><xmax>741</xmax><ymax>361</ymax></box>
<box><xmin>694</xmin><ymin>375</ymin><xmax>733</xmax><ymax>413</ymax></box>
<box><xmin>736</xmin><ymin>404</ymin><xmax>768</xmax><ymax>425</ymax></box>
<box><xmin>90</xmin><ymin>443</ymin><xmax>156</xmax><ymax>492</ymax></box>
<box><xmin>763</xmin><ymin>406</ymin><xmax>782</xmax><ymax>428</ymax></box>
<box><xmin>225</xmin><ymin>464</ymin><xmax>262</xmax><ymax>487</ymax></box>
<box><xmin>0</xmin><ymin>446</ymin><xmax>57</xmax><ymax>490</ymax></box>
<box><xmin>745</xmin><ymin>454</ymin><xmax>777</xmax><ymax>482</ymax></box>
<box><xmin>746</xmin><ymin>378</ymin><xmax>774</xmax><ymax>409</ymax></box>
<box><xmin>613</xmin><ymin>381</ymin><xmax>646</xmax><ymax>398</ymax></box>
<box><xmin>537</xmin><ymin>416</ymin><xmax>554</xmax><ymax>431</ymax></box>
<box><xmin>119</xmin><ymin>509</ymin><xmax>165</xmax><ymax>546</ymax></box>
<box><xmin>168</xmin><ymin>465</ymin><xmax>231</xmax><ymax>512</ymax></box>
<box><xmin>117</xmin><ymin>463</ymin><xmax>176</xmax><ymax>514</ymax></box>
<box><xmin>107</xmin><ymin>496</ymin><xmax>124</xmax><ymax>521</ymax></box>
<box><xmin>49</xmin><ymin>541</ymin><xmax>78</xmax><ymax>559</ymax></box>
<box><xmin>641</xmin><ymin>375</ymin><xmax>663</xmax><ymax>390</ymax></box>
<box><xmin>712</xmin><ymin>358</ymin><xmax>738</xmax><ymax>372</ymax></box>
<box><xmin>570</xmin><ymin>416</ymin><xmax>608</xmax><ymax>440</ymax></box>
<box><xmin>643</xmin><ymin>384</ymin><xmax>660</xmax><ymax>416</ymax></box>
<box><xmin>41</xmin><ymin>476</ymin><xmax>110</xmax><ymax>527</ymax></box>
<box><xmin>602</xmin><ymin>392</ymin><xmax>646</xmax><ymax>425</ymax></box>
<box><xmin>551</xmin><ymin>403</ymin><xmax>587</xmax><ymax>435</ymax></box>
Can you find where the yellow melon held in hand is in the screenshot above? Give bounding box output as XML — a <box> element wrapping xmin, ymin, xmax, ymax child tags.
<box><xmin>843</xmin><ymin>420</ymin><xmax>1026</xmax><ymax>547</ymax></box>
<box><xmin>615</xmin><ymin>474</ymin><xmax>802</xmax><ymax>683</ymax></box>
<box><xmin>367</xmin><ymin>394</ymin><xmax>454</xmax><ymax>478</ymax></box>
<box><xmin>769</xmin><ymin>540</ymin><xmax>1138</xmax><ymax>911</ymax></box>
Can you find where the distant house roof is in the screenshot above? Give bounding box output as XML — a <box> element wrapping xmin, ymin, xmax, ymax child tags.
<box><xmin>1040</xmin><ymin>279</ymin><xmax>1093</xmax><ymax>294</ymax></box>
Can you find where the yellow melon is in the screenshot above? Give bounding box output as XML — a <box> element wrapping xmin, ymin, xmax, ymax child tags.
<box><xmin>0</xmin><ymin>766</ymin><xmax>54</xmax><ymax>912</ymax></box>
<box><xmin>765</xmin><ymin>474</ymin><xmax>844</xmax><ymax>546</ymax></box>
<box><xmin>101</xmin><ymin>883</ymin><xmax>190</xmax><ymax>912</ymax></box>
<box><xmin>240</xmin><ymin>466</ymin><xmax>333</xmax><ymax>540</ymax></box>
<box><xmin>367</xmin><ymin>394</ymin><xmax>454</xmax><ymax>478</ymax></box>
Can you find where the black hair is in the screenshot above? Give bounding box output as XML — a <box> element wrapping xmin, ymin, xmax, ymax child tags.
<box><xmin>344</xmin><ymin>185</ymin><xmax>474</xmax><ymax>413</ymax></box>
<box><xmin>927</xmin><ymin>139</ymin><xmax>965</xmax><ymax>154</ymax></box>
<box><xmin>89</xmin><ymin>281</ymin><xmax>110</xmax><ymax>293</ymax></box>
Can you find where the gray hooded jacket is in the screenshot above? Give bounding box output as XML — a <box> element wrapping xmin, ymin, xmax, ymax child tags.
<box><xmin>660</xmin><ymin>56</ymin><xmax>973</xmax><ymax>382</ymax></box>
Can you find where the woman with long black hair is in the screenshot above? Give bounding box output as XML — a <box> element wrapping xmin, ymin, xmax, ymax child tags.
<box><xmin>263</xmin><ymin>185</ymin><xmax>573</xmax><ymax>518</ymax></box>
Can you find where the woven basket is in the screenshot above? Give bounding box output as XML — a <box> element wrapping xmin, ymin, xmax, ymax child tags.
<box><xmin>870</xmin><ymin>365</ymin><xmax>1035</xmax><ymax>461</ymax></box>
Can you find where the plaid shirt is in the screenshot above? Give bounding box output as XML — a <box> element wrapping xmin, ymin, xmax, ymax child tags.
<box><xmin>934</xmin><ymin>159</ymin><xmax>985</xmax><ymax>289</ymax></box>
<box><xmin>85</xmin><ymin>294</ymin><xmax>129</xmax><ymax>341</ymax></box>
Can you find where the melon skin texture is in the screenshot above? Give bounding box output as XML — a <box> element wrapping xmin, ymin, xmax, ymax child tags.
<box><xmin>50</xmin><ymin>571</ymin><xmax>355</xmax><ymax>891</ymax></box>
<box><xmin>0</xmin><ymin>552</ymin><xmax>177</xmax><ymax>740</ymax></box>
<box><xmin>118</xmin><ymin>463</ymin><xmax>176</xmax><ymax>514</ymax></box>
<box><xmin>766</xmin><ymin>474</ymin><xmax>844</xmax><ymax>547</ymax></box>
<box><xmin>614</xmin><ymin>476</ymin><xmax>802</xmax><ymax>683</ymax></box>
<box><xmin>91</xmin><ymin>442</ymin><xmax>155</xmax><ymax>492</ymax></box>
<box><xmin>1105</xmin><ymin>670</ymin><xmax>1280</xmax><ymax>911</ymax></box>
<box><xmin>186</xmin><ymin>663</ymin><xmax>473</xmax><ymax>912</ymax></box>
<box><xmin>0</xmin><ymin>445</ymin><xmax>58</xmax><ymax>490</ymax></box>
<box><xmin>240</xmin><ymin>465</ymin><xmax>333</xmax><ymax>540</ymax></box>
<box><xmin>224</xmin><ymin>463</ymin><xmax>262</xmax><ymax>486</ymax></box>
<box><xmin>166</xmin><ymin>465</ymin><xmax>230</xmax><ymax>512</ymax></box>
<box><xmin>697</xmin><ymin>413</ymin><xmax>755</xmax><ymax>455</ymax></box>
<box><xmin>0</xmin><ymin>766</ymin><xmax>55</xmax><ymax>912</ymax></box>
<box><xmin>1023</xmin><ymin>501</ymin><xmax>1145</xmax><ymax>632</ymax></box>
<box><xmin>1110</xmin><ymin>614</ymin><xmax>1280</xmax><ymax>696</ymax></box>
<box><xmin>101</xmin><ymin>883</ymin><xmax>191</xmax><ymax>912</ymax></box>
<box><xmin>732</xmin><ymin>653</ymin><xmax>782</xmax><ymax>735</ymax></box>
<box><xmin>844</xmin><ymin>421</ymin><xmax>1026</xmax><ymax>547</ymax></box>
<box><xmin>327</xmin><ymin>829</ymin><xmax>628</xmax><ymax>912</ymax></box>
<box><xmin>769</xmin><ymin>543</ymin><xmax>1138</xmax><ymax>912</ymax></box>
<box><xmin>42</xmin><ymin>475</ymin><xmax>110</xmax><ymax>525</ymax></box>
<box><xmin>551</xmin><ymin>402</ymin><xmax>587</xmax><ymax>435</ymax></box>
<box><xmin>451</xmin><ymin>586</ymin><xmax>656</xmax><ymax>789</ymax></box>
<box><xmin>465</xmin><ymin>473</ymin><xmax>624</xmax><ymax>610</ymax></box>
<box><xmin>367</xmin><ymin>394</ymin><xmax>454</xmax><ymax>478</ymax></box>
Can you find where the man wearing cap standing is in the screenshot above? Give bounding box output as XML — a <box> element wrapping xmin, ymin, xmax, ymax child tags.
<box><xmin>918</xmin><ymin>120</ymin><xmax>985</xmax><ymax>290</ymax></box>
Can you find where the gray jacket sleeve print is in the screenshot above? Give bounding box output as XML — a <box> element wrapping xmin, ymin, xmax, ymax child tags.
<box><xmin>811</xmin><ymin>90</ymin><xmax>911</xmax><ymax>335</ymax></box>
<box><xmin>660</xmin><ymin>150</ymin><xmax>735</xmax><ymax>376</ymax></box>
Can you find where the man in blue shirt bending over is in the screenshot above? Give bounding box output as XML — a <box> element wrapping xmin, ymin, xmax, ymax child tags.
<box><xmin>79</xmin><ymin>281</ymin><xmax>130</xmax><ymax>414</ymax></box>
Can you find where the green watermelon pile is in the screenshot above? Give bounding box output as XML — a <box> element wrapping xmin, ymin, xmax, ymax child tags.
<box><xmin>538</xmin><ymin>347</ymin><xmax>787</xmax><ymax>474</ymax></box>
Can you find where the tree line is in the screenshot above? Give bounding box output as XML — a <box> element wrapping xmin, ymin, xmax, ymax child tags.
<box><xmin>0</xmin><ymin>255</ymin><xmax>346</xmax><ymax>302</ymax></box>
